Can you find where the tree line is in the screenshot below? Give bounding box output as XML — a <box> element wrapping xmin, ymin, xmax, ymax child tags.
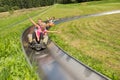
<box><xmin>0</xmin><ymin>0</ymin><xmax>99</xmax><ymax>12</ymax></box>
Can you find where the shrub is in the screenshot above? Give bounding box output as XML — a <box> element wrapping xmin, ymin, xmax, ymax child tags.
<box><xmin>12</xmin><ymin>6</ymin><xmax>19</xmax><ymax>10</ymax></box>
<box><xmin>0</xmin><ymin>7</ymin><xmax>6</xmax><ymax>12</ymax></box>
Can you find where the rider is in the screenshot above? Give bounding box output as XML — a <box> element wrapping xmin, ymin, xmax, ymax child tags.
<box><xmin>46</xmin><ymin>17</ymin><xmax>56</xmax><ymax>30</ymax></box>
<box><xmin>29</xmin><ymin>17</ymin><xmax>58</xmax><ymax>44</ymax></box>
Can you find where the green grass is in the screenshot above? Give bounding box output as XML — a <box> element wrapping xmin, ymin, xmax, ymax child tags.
<box><xmin>39</xmin><ymin>1</ymin><xmax>120</xmax><ymax>19</ymax></box>
<box><xmin>50</xmin><ymin>14</ymin><xmax>120</xmax><ymax>80</ymax></box>
<box><xmin>0</xmin><ymin>24</ymin><xmax>39</xmax><ymax>80</ymax></box>
<box><xmin>0</xmin><ymin>0</ymin><xmax>120</xmax><ymax>80</ymax></box>
<box><xmin>0</xmin><ymin>6</ymin><xmax>52</xmax><ymax>80</ymax></box>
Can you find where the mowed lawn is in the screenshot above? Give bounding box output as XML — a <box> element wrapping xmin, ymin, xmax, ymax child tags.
<box><xmin>50</xmin><ymin>14</ymin><xmax>120</xmax><ymax>80</ymax></box>
<box><xmin>0</xmin><ymin>1</ymin><xmax>120</xmax><ymax>80</ymax></box>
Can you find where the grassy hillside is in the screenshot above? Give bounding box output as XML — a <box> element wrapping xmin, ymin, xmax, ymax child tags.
<box><xmin>50</xmin><ymin>14</ymin><xmax>120</xmax><ymax>80</ymax></box>
<box><xmin>0</xmin><ymin>0</ymin><xmax>120</xmax><ymax>80</ymax></box>
<box><xmin>39</xmin><ymin>2</ymin><xmax>120</xmax><ymax>19</ymax></box>
<box><xmin>0</xmin><ymin>6</ymin><xmax>51</xmax><ymax>80</ymax></box>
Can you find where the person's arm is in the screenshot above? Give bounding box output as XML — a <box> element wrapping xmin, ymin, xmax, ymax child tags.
<box><xmin>47</xmin><ymin>30</ymin><xmax>60</xmax><ymax>33</ymax></box>
<box><xmin>29</xmin><ymin>17</ymin><xmax>39</xmax><ymax>28</ymax></box>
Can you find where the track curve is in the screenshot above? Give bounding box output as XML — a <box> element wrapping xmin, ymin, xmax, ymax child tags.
<box><xmin>21</xmin><ymin>10</ymin><xmax>120</xmax><ymax>80</ymax></box>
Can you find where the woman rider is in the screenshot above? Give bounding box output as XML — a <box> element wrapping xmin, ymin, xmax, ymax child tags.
<box><xmin>29</xmin><ymin>17</ymin><xmax>58</xmax><ymax>44</ymax></box>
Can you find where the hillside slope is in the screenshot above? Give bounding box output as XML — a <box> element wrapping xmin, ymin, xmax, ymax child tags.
<box><xmin>0</xmin><ymin>1</ymin><xmax>120</xmax><ymax>80</ymax></box>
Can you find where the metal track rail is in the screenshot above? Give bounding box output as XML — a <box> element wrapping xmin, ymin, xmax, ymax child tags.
<box><xmin>21</xmin><ymin>10</ymin><xmax>120</xmax><ymax>80</ymax></box>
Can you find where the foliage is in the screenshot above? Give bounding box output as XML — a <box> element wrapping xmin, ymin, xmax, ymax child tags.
<box><xmin>1</xmin><ymin>0</ymin><xmax>118</xmax><ymax>12</ymax></box>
